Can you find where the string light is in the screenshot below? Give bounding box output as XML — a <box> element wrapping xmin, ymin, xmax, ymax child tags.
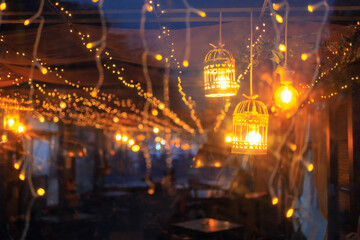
<box><xmin>286</xmin><ymin>208</ymin><xmax>294</xmax><ymax>218</ymax></box>
<box><xmin>153</xmin><ymin>127</ymin><xmax>159</xmax><ymax>133</ymax></box>
<box><xmin>37</xmin><ymin>188</ymin><xmax>45</xmax><ymax>196</ymax></box>
<box><xmin>0</xmin><ymin>2</ymin><xmax>6</xmax><ymax>11</ymax></box>
<box><xmin>275</xmin><ymin>14</ymin><xmax>283</xmax><ymax>23</ymax></box>
<box><xmin>272</xmin><ymin>197</ymin><xmax>279</xmax><ymax>205</ymax></box>
<box><xmin>115</xmin><ymin>133</ymin><xmax>122</xmax><ymax>141</ymax></box>
<box><xmin>132</xmin><ymin>144</ymin><xmax>140</xmax><ymax>152</ymax></box>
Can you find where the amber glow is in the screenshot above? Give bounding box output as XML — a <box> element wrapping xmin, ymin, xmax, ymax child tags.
<box><xmin>147</xmin><ymin>188</ymin><xmax>155</xmax><ymax>195</ymax></box>
<box><xmin>37</xmin><ymin>188</ymin><xmax>45</xmax><ymax>196</ymax></box>
<box><xmin>17</xmin><ymin>125</ymin><xmax>25</xmax><ymax>133</ymax></box>
<box><xmin>8</xmin><ymin>118</ymin><xmax>15</xmax><ymax>127</ymax></box>
<box><xmin>24</xmin><ymin>19</ymin><xmax>30</xmax><ymax>26</ymax></box>
<box><xmin>274</xmin><ymin>84</ymin><xmax>299</xmax><ymax>110</ymax></box>
<box><xmin>246</xmin><ymin>130</ymin><xmax>262</xmax><ymax>146</ymax></box>
<box><xmin>155</xmin><ymin>54</ymin><xmax>162</xmax><ymax>61</ymax></box>
<box><xmin>301</xmin><ymin>53</ymin><xmax>308</xmax><ymax>61</ymax></box>
<box><xmin>128</xmin><ymin>139</ymin><xmax>135</xmax><ymax>146</ymax></box>
<box><xmin>195</xmin><ymin>160</ymin><xmax>202</xmax><ymax>168</ymax></box>
<box><xmin>146</xmin><ymin>4</ymin><xmax>153</xmax><ymax>12</ymax></box>
<box><xmin>308</xmin><ymin>5</ymin><xmax>314</xmax><ymax>12</ymax></box>
<box><xmin>41</xmin><ymin>67</ymin><xmax>48</xmax><ymax>75</ymax></box>
<box><xmin>199</xmin><ymin>11</ymin><xmax>206</xmax><ymax>17</ymax></box>
<box><xmin>153</xmin><ymin>127</ymin><xmax>159</xmax><ymax>133</ymax></box>
<box><xmin>132</xmin><ymin>145</ymin><xmax>140</xmax><ymax>152</ymax></box>
<box><xmin>1</xmin><ymin>134</ymin><xmax>7</xmax><ymax>142</ymax></box>
<box><xmin>60</xmin><ymin>101</ymin><xmax>67</xmax><ymax>109</ymax></box>
<box><xmin>39</xmin><ymin>116</ymin><xmax>45</xmax><ymax>123</ymax></box>
<box><xmin>0</xmin><ymin>2</ymin><xmax>6</xmax><ymax>11</ymax></box>
<box><xmin>183</xmin><ymin>60</ymin><xmax>189</xmax><ymax>67</ymax></box>
<box><xmin>225</xmin><ymin>134</ymin><xmax>232</xmax><ymax>143</ymax></box>
<box><xmin>19</xmin><ymin>173</ymin><xmax>25</xmax><ymax>181</ymax></box>
<box><xmin>272</xmin><ymin>197</ymin><xmax>279</xmax><ymax>205</ymax></box>
<box><xmin>152</xmin><ymin>109</ymin><xmax>158</xmax><ymax>116</ymax></box>
<box><xmin>14</xmin><ymin>162</ymin><xmax>20</xmax><ymax>170</ymax></box>
<box><xmin>279</xmin><ymin>44</ymin><xmax>286</xmax><ymax>52</ymax></box>
<box><xmin>214</xmin><ymin>162</ymin><xmax>221</xmax><ymax>167</ymax></box>
<box><xmin>275</xmin><ymin>14</ymin><xmax>283</xmax><ymax>23</ymax></box>
<box><xmin>286</xmin><ymin>208</ymin><xmax>294</xmax><ymax>218</ymax></box>
<box><xmin>53</xmin><ymin>116</ymin><xmax>59</xmax><ymax>123</ymax></box>
<box><xmin>272</xmin><ymin>3</ymin><xmax>281</xmax><ymax>10</ymax></box>
<box><xmin>86</xmin><ymin>42</ymin><xmax>93</xmax><ymax>49</ymax></box>
<box><xmin>307</xmin><ymin>163</ymin><xmax>314</xmax><ymax>172</ymax></box>
<box><xmin>122</xmin><ymin>135</ymin><xmax>128</xmax><ymax>142</ymax></box>
<box><xmin>115</xmin><ymin>133</ymin><xmax>122</xmax><ymax>141</ymax></box>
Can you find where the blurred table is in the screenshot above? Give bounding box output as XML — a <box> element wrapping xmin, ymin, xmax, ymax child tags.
<box><xmin>173</xmin><ymin>218</ymin><xmax>241</xmax><ymax>233</ymax></box>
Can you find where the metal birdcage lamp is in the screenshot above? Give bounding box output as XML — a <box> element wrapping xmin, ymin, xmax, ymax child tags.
<box><xmin>232</xmin><ymin>12</ymin><xmax>269</xmax><ymax>155</ymax></box>
<box><xmin>232</xmin><ymin>96</ymin><xmax>268</xmax><ymax>154</ymax></box>
<box><xmin>204</xmin><ymin>12</ymin><xmax>239</xmax><ymax>97</ymax></box>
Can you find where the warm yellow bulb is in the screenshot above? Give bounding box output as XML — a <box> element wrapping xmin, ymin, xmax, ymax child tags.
<box><xmin>19</xmin><ymin>173</ymin><xmax>25</xmax><ymax>181</ymax></box>
<box><xmin>153</xmin><ymin>127</ymin><xmax>159</xmax><ymax>133</ymax></box>
<box><xmin>92</xmin><ymin>0</ymin><xmax>99</xmax><ymax>2</ymax></box>
<box><xmin>128</xmin><ymin>139</ymin><xmax>135</xmax><ymax>146</ymax></box>
<box><xmin>214</xmin><ymin>162</ymin><xmax>221</xmax><ymax>167</ymax></box>
<box><xmin>0</xmin><ymin>2</ymin><xmax>6</xmax><ymax>11</ymax></box>
<box><xmin>183</xmin><ymin>60</ymin><xmax>189</xmax><ymax>67</ymax></box>
<box><xmin>272</xmin><ymin>3</ymin><xmax>280</xmax><ymax>11</ymax></box>
<box><xmin>246</xmin><ymin>130</ymin><xmax>262</xmax><ymax>145</ymax></box>
<box><xmin>274</xmin><ymin>84</ymin><xmax>299</xmax><ymax>110</ymax></box>
<box><xmin>1</xmin><ymin>134</ymin><xmax>7</xmax><ymax>142</ymax></box>
<box><xmin>195</xmin><ymin>160</ymin><xmax>202</xmax><ymax>168</ymax></box>
<box><xmin>225</xmin><ymin>135</ymin><xmax>232</xmax><ymax>143</ymax></box>
<box><xmin>307</xmin><ymin>163</ymin><xmax>314</xmax><ymax>172</ymax></box>
<box><xmin>17</xmin><ymin>125</ymin><xmax>25</xmax><ymax>133</ymax></box>
<box><xmin>217</xmin><ymin>75</ymin><xmax>229</xmax><ymax>89</ymax></box>
<box><xmin>8</xmin><ymin>118</ymin><xmax>15</xmax><ymax>127</ymax></box>
<box><xmin>301</xmin><ymin>53</ymin><xmax>308</xmax><ymax>61</ymax></box>
<box><xmin>113</xmin><ymin>117</ymin><xmax>119</xmax><ymax>123</ymax></box>
<box><xmin>53</xmin><ymin>116</ymin><xmax>59</xmax><ymax>123</ymax></box>
<box><xmin>272</xmin><ymin>197</ymin><xmax>279</xmax><ymax>205</ymax></box>
<box><xmin>147</xmin><ymin>188</ymin><xmax>155</xmax><ymax>195</ymax></box>
<box><xmin>39</xmin><ymin>116</ymin><xmax>45</xmax><ymax>123</ymax></box>
<box><xmin>14</xmin><ymin>162</ymin><xmax>20</xmax><ymax>170</ymax></box>
<box><xmin>199</xmin><ymin>11</ymin><xmax>206</xmax><ymax>17</ymax></box>
<box><xmin>146</xmin><ymin>4</ymin><xmax>153</xmax><ymax>12</ymax></box>
<box><xmin>24</xmin><ymin>19</ymin><xmax>30</xmax><ymax>26</ymax></box>
<box><xmin>275</xmin><ymin>14</ymin><xmax>283</xmax><ymax>23</ymax></box>
<box><xmin>90</xmin><ymin>90</ymin><xmax>97</xmax><ymax>97</ymax></box>
<box><xmin>152</xmin><ymin>109</ymin><xmax>158</xmax><ymax>116</ymax></box>
<box><xmin>308</xmin><ymin>5</ymin><xmax>314</xmax><ymax>12</ymax></box>
<box><xmin>122</xmin><ymin>135</ymin><xmax>128</xmax><ymax>142</ymax></box>
<box><xmin>41</xmin><ymin>67</ymin><xmax>48</xmax><ymax>75</ymax></box>
<box><xmin>286</xmin><ymin>208</ymin><xmax>294</xmax><ymax>218</ymax></box>
<box><xmin>158</xmin><ymin>103</ymin><xmax>165</xmax><ymax>110</ymax></box>
<box><xmin>37</xmin><ymin>188</ymin><xmax>45</xmax><ymax>196</ymax></box>
<box><xmin>155</xmin><ymin>54</ymin><xmax>162</xmax><ymax>61</ymax></box>
<box><xmin>279</xmin><ymin>44</ymin><xmax>286</xmax><ymax>52</ymax></box>
<box><xmin>132</xmin><ymin>145</ymin><xmax>140</xmax><ymax>152</ymax></box>
<box><xmin>115</xmin><ymin>133</ymin><xmax>122</xmax><ymax>141</ymax></box>
<box><xmin>60</xmin><ymin>101</ymin><xmax>67</xmax><ymax>109</ymax></box>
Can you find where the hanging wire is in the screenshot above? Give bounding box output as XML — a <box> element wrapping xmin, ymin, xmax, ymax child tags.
<box><xmin>219</xmin><ymin>10</ymin><xmax>222</xmax><ymax>45</ymax></box>
<box><xmin>250</xmin><ymin>11</ymin><xmax>253</xmax><ymax>96</ymax></box>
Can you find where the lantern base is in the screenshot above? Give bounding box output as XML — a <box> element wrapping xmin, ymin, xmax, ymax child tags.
<box><xmin>231</xmin><ymin>148</ymin><xmax>267</xmax><ymax>155</ymax></box>
<box><xmin>205</xmin><ymin>92</ymin><xmax>237</xmax><ymax>98</ymax></box>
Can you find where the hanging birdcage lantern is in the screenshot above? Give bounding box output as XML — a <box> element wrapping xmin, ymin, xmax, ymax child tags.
<box><xmin>232</xmin><ymin>96</ymin><xmax>268</xmax><ymax>154</ymax></box>
<box><xmin>203</xmin><ymin>11</ymin><xmax>239</xmax><ymax>98</ymax></box>
<box><xmin>204</xmin><ymin>46</ymin><xmax>238</xmax><ymax>97</ymax></box>
<box><xmin>232</xmin><ymin>12</ymin><xmax>268</xmax><ymax>155</ymax></box>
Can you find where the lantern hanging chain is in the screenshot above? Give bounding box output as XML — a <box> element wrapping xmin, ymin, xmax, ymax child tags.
<box><xmin>219</xmin><ymin>11</ymin><xmax>222</xmax><ymax>46</ymax></box>
<box><xmin>250</xmin><ymin>11</ymin><xmax>253</xmax><ymax>97</ymax></box>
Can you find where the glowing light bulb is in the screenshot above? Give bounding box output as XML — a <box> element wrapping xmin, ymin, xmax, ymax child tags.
<box><xmin>199</xmin><ymin>11</ymin><xmax>206</xmax><ymax>17</ymax></box>
<box><xmin>155</xmin><ymin>54</ymin><xmax>162</xmax><ymax>61</ymax></box>
<box><xmin>113</xmin><ymin>117</ymin><xmax>119</xmax><ymax>123</ymax></box>
<box><xmin>60</xmin><ymin>101</ymin><xmax>67</xmax><ymax>109</ymax></box>
<box><xmin>196</xmin><ymin>160</ymin><xmax>202</xmax><ymax>168</ymax></box>
<box><xmin>0</xmin><ymin>2</ymin><xmax>6</xmax><ymax>11</ymax></box>
<box><xmin>39</xmin><ymin>116</ymin><xmax>45</xmax><ymax>123</ymax></box>
<box><xmin>37</xmin><ymin>188</ymin><xmax>45</xmax><ymax>196</ymax></box>
<box><xmin>122</xmin><ymin>135</ymin><xmax>128</xmax><ymax>142</ymax></box>
<box><xmin>275</xmin><ymin>14</ymin><xmax>283</xmax><ymax>23</ymax></box>
<box><xmin>128</xmin><ymin>139</ymin><xmax>135</xmax><ymax>145</ymax></box>
<box><xmin>146</xmin><ymin>4</ymin><xmax>153</xmax><ymax>12</ymax></box>
<box><xmin>153</xmin><ymin>127</ymin><xmax>159</xmax><ymax>133</ymax></box>
<box><xmin>14</xmin><ymin>162</ymin><xmax>20</xmax><ymax>170</ymax></box>
<box><xmin>92</xmin><ymin>0</ymin><xmax>99</xmax><ymax>2</ymax></box>
<box><xmin>183</xmin><ymin>60</ymin><xmax>189</xmax><ymax>67</ymax></box>
<box><xmin>24</xmin><ymin>19</ymin><xmax>30</xmax><ymax>26</ymax></box>
<box><xmin>1</xmin><ymin>134</ymin><xmax>7</xmax><ymax>142</ymax></box>
<box><xmin>307</xmin><ymin>163</ymin><xmax>314</xmax><ymax>172</ymax></box>
<box><xmin>132</xmin><ymin>145</ymin><xmax>140</xmax><ymax>152</ymax></box>
<box><xmin>308</xmin><ymin>5</ymin><xmax>314</xmax><ymax>12</ymax></box>
<box><xmin>301</xmin><ymin>53</ymin><xmax>308</xmax><ymax>61</ymax></box>
<box><xmin>286</xmin><ymin>208</ymin><xmax>294</xmax><ymax>218</ymax></box>
<box><xmin>225</xmin><ymin>135</ymin><xmax>232</xmax><ymax>143</ymax></box>
<box><xmin>272</xmin><ymin>3</ymin><xmax>281</xmax><ymax>10</ymax></box>
<box><xmin>115</xmin><ymin>133</ymin><xmax>122</xmax><ymax>141</ymax></box>
<box><xmin>86</xmin><ymin>42</ymin><xmax>93</xmax><ymax>49</ymax></box>
<box><xmin>279</xmin><ymin>44</ymin><xmax>286</xmax><ymax>52</ymax></box>
<box><xmin>53</xmin><ymin>116</ymin><xmax>59</xmax><ymax>123</ymax></box>
<box><xmin>214</xmin><ymin>162</ymin><xmax>221</xmax><ymax>167</ymax></box>
<box><xmin>272</xmin><ymin>197</ymin><xmax>279</xmax><ymax>205</ymax></box>
<box><xmin>19</xmin><ymin>173</ymin><xmax>25</xmax><ymax>181</ymax></box>
<box><xmin>217</xmin><ymin>75</ymin><xmax>229</xmax><ymax>89</ymax></box>
<box><xmin>147</xmin><ymin>188</ymin><xmax>155</xmax><ymax>195</ymax></box>
<box><xmin>17</xmin><ymin>125</ymin><xmax>25</xmax><ymax>133</ymax></box>
<box><xmin>274</xmin><ymin>85</ymin><xmax>299</xmax><ymax>110</ymax></box>
<box><xmin>8</xmin><ymin>118</ymin><xmax>15</xmax><ymax>127</ymax></box>
<box><xmin>158</xmin><ymin>103</ymin><xmax>165</xmax><ymax>110</ymax></box>
<box><xmin>246</xmin><ymin>130</ymin><xmax>262</xmax><ymax>145</ymax></box>
<box><xmin>152</xmin><ymin>109</ymin><xmax>158</xmax><ymax>116</ymax></box>
<box><xmin>41</xmin><ymin>67</ymin><xmax>47</xmax><ymax>75</ymax></box>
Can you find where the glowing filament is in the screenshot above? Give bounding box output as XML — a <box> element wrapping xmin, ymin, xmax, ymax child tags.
<box><xmin>155</xmin><ymin>54</ymin><xmax>162</xmax><ymax>61</ymax></box>
<box><xmin>115</xmin><ymin>133</ymin><xmax>122</xmax><ymax>141</ymax></box>
<box><xmin>281</xmin><ymin>88</ymin><xmax>292</xmax><ymax>104</ymax></box>
<box><xmin>37</xmin><ymin>188</ymin><xmax>45</xmax><ymax>196</ymax></box>
<box><xmin>275</xmin><ymin>14</ymin><xmax>283</xmax><ymax>23</ymax></box>
<box><xmin>286</xmin><ymin>208</ymin><xmax>294</xmax><ymax>218</ymax></box>
<box><xmin>246</xmin><ymin>130</ymin><xmax>262</xmax><ymax>145</ymax></box>
<box><xmin>132</xmin><ymin>145</ymin><xmax>140</xmax><ymax>152</ymax></box>
<box><xmin>217</xmin><ymin>75</ymin><xmax>229</xmax><ymax>89</ymax></box>
<box><xmin>0</xmin><ymin>2</ymin><xmax>6</xmax><ymax>11</ymax></box>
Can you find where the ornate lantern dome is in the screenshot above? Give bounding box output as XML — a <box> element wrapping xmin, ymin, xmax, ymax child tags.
<box><xmin>232</xmin><ymin>96</ymin><xmax>269</xmax><ymax>154</ymax></box>
<box><xmin>203</xmin><ymin>44</ymin><xmax>238</xmax><ymax>98</ymax></box>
